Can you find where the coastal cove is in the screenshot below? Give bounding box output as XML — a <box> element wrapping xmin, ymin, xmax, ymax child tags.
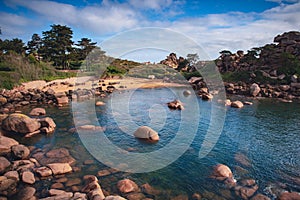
<box><xmin>0</xmin><ymin>86</ymin><xmax>299</xmax><ymax>199</ymax></box>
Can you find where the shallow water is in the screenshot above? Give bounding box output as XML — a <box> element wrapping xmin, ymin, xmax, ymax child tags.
<box><xmin>17</xmin><ymin>87</ymin><xmax>300</xmax><ymax>199</ymax></box>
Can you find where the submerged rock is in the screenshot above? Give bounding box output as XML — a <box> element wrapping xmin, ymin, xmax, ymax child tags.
<box><xmin>105</xmin><ymin>196</ymin><xmax>127</xmax><ymax>200</ymax></box>
<box><xmin>15</xmin><ymin>186</ymin><xmax>36</xmax><ymax>200</ymax></box>
<box><xmin>29</xmin><ymin>108</ymin><xmax>46</xmax><ymax>116</ymax></box>
<box><xmin>47</xmin><ymin>163</ymin><xmax>72</xmax><ymax>175</ymax></box>
<box><xmin>133</xmin><ymin>126</ymin><xmax>159</xmax><ymax>141</ymax></box>
<box><xmin>117</xmin><ymin>179</ymin><xmax>139</xmax><ymax>194</ymax></box>
<box><xmin>231</xmin><ymin>101</ymin><xmax>244</xmax><ymax>108</ymax></box>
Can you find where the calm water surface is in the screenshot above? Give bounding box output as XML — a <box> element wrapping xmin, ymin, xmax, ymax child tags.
<box><xmin>18</xmin><ymin>87</ymin><xmax>300</xmax><ymax>199</ymax></box>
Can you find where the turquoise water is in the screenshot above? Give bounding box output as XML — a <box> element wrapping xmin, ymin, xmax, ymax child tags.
<box><xmin>17</xmin><ymin>87</ymin><xmax>300</xmax><ymax>199</ymax></box>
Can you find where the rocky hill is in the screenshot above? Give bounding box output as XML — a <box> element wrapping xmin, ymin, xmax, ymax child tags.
<box><xmin>216</xmin><ymin>31</ymin><xmax>300</xmax><ymax>83</ymax></box>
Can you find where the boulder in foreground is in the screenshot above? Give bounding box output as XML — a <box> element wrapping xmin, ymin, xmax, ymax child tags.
<box><xmin>134</xmin><ymin>126</ymin><xmax>159</xmax><ymax>141</ymax></box>
<box><xmin>2</xmin><ymin>113</ymin><xmax>41</xmax><ymax>134</ymax></box>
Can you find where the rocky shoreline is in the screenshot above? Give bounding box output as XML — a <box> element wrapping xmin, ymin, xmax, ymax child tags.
<box><xmin>0</xmin><ymin>77</ymin><xmax>300</xmax><ymax>199</ymax></box>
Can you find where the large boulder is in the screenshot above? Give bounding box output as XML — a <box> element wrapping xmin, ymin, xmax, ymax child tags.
<box><xmin>250</xmin><ymin>83</ymin><xmax>261</xmax><ymax>97</ymax></box>
<box><xmin>117</xmin><ymin>179</ymin><xmax>139</xmax><ymax>194</ymax></box>
<box><xmin>2</xmin><ymin>114</ymin><xmax>41</xmax><ymax>134</ymax></box>
<box><xmin>133</xmin><ymin>126</ymin><xmax>159</xmax><ymax>141</ymax></box>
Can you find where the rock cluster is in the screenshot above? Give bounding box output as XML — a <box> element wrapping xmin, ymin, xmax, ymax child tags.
<box><xmin>209</xmin><ymin>163</ymin><xmax>299</xmax><ymax>200</ymax></box>
<box><xmin>1</xmin><ymin>111</ymin><xmax>56</xmax><ymax>137</ymax></box>
<box><xmin>216</xmin><ymin>31</ymin><xmax>300</xmax><ymax>73</ymax></box>
<box><xmin>0</xmin><ymin>85</ymin><xmax>110</xmax><ymax>113</ymax></box>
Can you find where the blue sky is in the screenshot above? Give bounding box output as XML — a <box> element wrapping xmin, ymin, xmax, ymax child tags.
<box><xmin>1</xmin><ymin>0</ymin><xmax>300</xmax><ymax>60</ymax></box>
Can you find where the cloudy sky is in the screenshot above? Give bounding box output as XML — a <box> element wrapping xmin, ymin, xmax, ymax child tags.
<box><xmin>1</xmin><ymin>0</ymin><xmax>300</xmax><ymax>60</ymax></box>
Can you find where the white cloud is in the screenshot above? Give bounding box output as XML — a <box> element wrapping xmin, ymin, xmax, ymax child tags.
<box><xmin>0</xmin><ymin>12</ymin><xmax>33</xmax><ymax>38</ymax></box>
<box><xmin>129</xmin><ymin>0</ymin><xmax>173</xmax><ymax>10</ymax></box>
<box><xmin>1</xmin><ymin>0</ymin><xmax>300</xmax><ymax>59</ymax></box>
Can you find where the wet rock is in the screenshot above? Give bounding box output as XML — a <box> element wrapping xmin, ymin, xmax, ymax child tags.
<box><xmin>73</xmin><ymin>192</ymin><xmax>87</xmax><ymax>199</ymax></box>
<box><xmin>4</xmin><ymin>171</ymin><xmax>19</xmax><ymax>181</ymax></box>
<box><xmin>183</xmin><ymin>90</ymin><xmax>192</xmax><ymax>96</ymax></box>
<box><xmin>0</xmin><ymin>176</ymin><xmax>17</xmax><ymax>196</ymax></box>
<box><xmin>2</xmin><ymin>113</ymin><xmax>41</xmax><ymax>134</ymax></box>
<box><xmin>48</xmin><ymin>189</ymin><xmax>73</xmax><ymax>198</ymax></box>
<box><xmin>235</xmin><ymin>184</ymin><xmax>259</xmax><ymax>200</ymax></box>
<box><xmin>0</xmin><ymin>157</ymin><xmax>11</xmax><ymax>174</ymax></box>
<box><xmin>201</xmin><ymin>93</ymin><xmax>213</xmax><ymax>100</ymax></box>
<box><xmin>29</xmin><ymin>108</ymin><xmax>46</xmax><ymax>116</ymax></box>
<box><xmin>250</xmin><ymin>83</ymin><xmax>261</xmax><ymax>97</ymax></box>
<box><xmin>47</xmin><ymin>163</ymin><xmax>72</xmax><ymax>175</ymax></box>
<box><xmin>56</xmin><ymin>96</ymin><xmax>69</xmax><ymax>106</ymax></box>
<box><xmin>171</xmin><ymin>194</ymin><xmax>189</xmax><ymax>200</ymax></box>
<box><xmin>38</xmin><ymin>117</ymin><xmax>56</xmax><ymax>134</ymax></box>
<box><xmin>234</xmin><ymin>152</ymin><xmax>251</xmax><ymax>167</ymax></box>
<box><xmin>35</xmin><ymin>166</ymin><xmax>53</xmax><ymax>177</ymax></box>
<box><xmin>97</xmin><ymin>169</ymin><xmax>111</xmax><ymax>177</ymax></box>
<box><xmin>95</xmin><ymin>101</ymin><xmax>106</xmax><ymax>106</ymax></box>
<box><xmin>291</xmin><ymin>75</ymin><xmax>298</xmax><ymax>83</ymax></box>
<box><xmin>12</xmin><ymin>144</ymin><xmax>30</xmax><ymax>160</ymax></box>
<box><xmin>192</xmin><ymin>193</ymin><xmax>202</xmax><ymax>200</ymax></box>
<box><xmin>117</xmin><ymin>179</ymin><xmax>139</xmax><ymax>194</ymax></box>
<box><xmin>21</xmin><ymin>171</ymin><xmax>35</xmax><ymax>184</ymax></box>
<box><xmin>46</xmin><ymin>148</ymin><xmax>70</xmax><ymax>158</ymax></box>
<box><xmin>0</xmin><ymin>136</ymin><xmax>19</xmax><ymax>155</ymax></box>
<box><xmin>141</xmin><ymin>183</ymin><xmax>160</xmax><ymax>196</ymax></box>
<box><xmin>278</xmin><ymin>191</ymin><xmax>300</xmax><ymax>200</ymax></box>
<box><xmin>231</xmin><ymin>101</ymin><xmax>244</xmax><ymax>108</ymax></box>
<box><xmin>105</xmin><ymin>196</ymin><xmax>127</xmax><ymax>200</ymax></box>
<box><xmin>211</xmin><ymin>164</ymin><xmax>234</xmax><ymax>181</ymax></box>
<box><xmin>51</xmin><ymin>182</ymin><xmax>64</xmax><ymax>189</ymax></box>
<box><xmin>84</xmin><ymin>159</ymin><xmax>94</xmax><ymax>165</ymax></box>
<box><xmin>16</xmin><ymin>186</ymin><xmax>36</xmax><ymax>200</ymax></box>
<box><xmin>66</xmin><ymin>178</ymin><xmax>81</xmax><ymax>187</ymax></box>
<box><xmin>244</xmin><ymin>101</ymin><xmax>253</xmax><ymax>105</ymax></box>
<box><xmin>126</xmin><ymin>192</ymin><xmax>146</xmax><ymax>200</ymax></box>
<box><xmin>77</xmin><ymin>125</ymin><xmax>106</xmax><ymax>132</ymax></box>
<box><xmin>0</xmin><ymin>114</ymin><xmax>8</xmax><ymax>125</ymax></box>
<box><xmin>12</xmin><ymin>160</ymin><xmax>35</xmax><ymax>172</ymax></box>
<box><xmin>211</xmin><ymin>164</ymin><xmax>236</xmax><ymax>188</ymax></box>
<box><xmin>167</xmin><ymin>100</ymin><xmax>184</xmax><ymax>110</ymax></box>
<box><xmin>134</xmin><ymin>126</ymin><xmax>159</xmax><ymax>141</ymax></box>
<box><xmin>250</xmin><ymin>193</ymin><xmax>271</xmax><ymax>200</ymax></box>
<box><xmin>82</xmin><ymin>175</ymin><xmax>105</xmax><ymax>200</ymax></box>
<box><xmin>35</xmin><ymin>148</ymin><xmax>76</xmax><ymax>165</ymax></box>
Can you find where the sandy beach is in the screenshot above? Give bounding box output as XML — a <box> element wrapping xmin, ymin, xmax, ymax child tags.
<box><xmin>21</xmin><ymin>76</ymin><xmax>189</xmax><ymax>93</ymax></box>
